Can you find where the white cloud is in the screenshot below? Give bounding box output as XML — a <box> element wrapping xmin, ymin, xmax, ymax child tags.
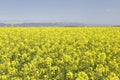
<box><xmin>106</xmin><ymin>9</ymin><xmax>111</xmax><ymax>13</ymax></box>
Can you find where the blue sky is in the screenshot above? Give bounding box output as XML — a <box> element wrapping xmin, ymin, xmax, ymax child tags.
<box><xmin>0</xmin><ymin>0</ymin><xmax>120</xmax><ymax>24</ymax></box>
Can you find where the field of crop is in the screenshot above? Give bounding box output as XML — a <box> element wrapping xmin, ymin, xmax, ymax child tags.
<box><xmin>0</xmin><ymin>27</ymin><xmax>120</xmax><ymax>80</ymax></box>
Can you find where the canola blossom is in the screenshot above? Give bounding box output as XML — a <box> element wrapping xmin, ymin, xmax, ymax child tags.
<box><xmin>0</xmin><ymin>27</ymin><xmax>120</xmax><ymax>80</ymax></box>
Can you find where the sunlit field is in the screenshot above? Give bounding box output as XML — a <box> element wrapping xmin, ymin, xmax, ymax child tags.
<box><xmin>0</xmin><ymin>27</ymin><xmax>120</xmax><ymax>80</ymax></box>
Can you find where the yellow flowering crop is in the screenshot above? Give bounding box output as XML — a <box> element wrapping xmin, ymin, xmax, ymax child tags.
<box><xmin>0</xmin><ymin>27</ymin><xmax>120</xmax><ymax>80</ymax></box>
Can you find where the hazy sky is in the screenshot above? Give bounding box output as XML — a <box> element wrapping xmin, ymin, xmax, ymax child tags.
<box><xmin>0</xmin><ymin>0</ymin><xmax>120</xmax><ymax>24</ymax></box>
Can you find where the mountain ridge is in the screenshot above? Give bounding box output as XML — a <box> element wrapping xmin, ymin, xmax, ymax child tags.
<box><xmin>0</xmin><ymin>22</ymin><xmax>116</xmax><ymax>27</ymax></box>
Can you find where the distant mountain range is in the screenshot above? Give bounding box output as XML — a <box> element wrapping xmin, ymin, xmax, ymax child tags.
<box><xmin>0</xmin><ymin>23</ymin><xmax>11</xmax><ymax>26</ymax></box>
<box><xmin>0</xmin><ymin>22</ymin><xmax>87</xmax><ymax>27</ymax></box>
<box><xmin>0</xmin><ymin>22</ymin><xmax>118</xmax><ymax>27</ymax></box>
